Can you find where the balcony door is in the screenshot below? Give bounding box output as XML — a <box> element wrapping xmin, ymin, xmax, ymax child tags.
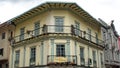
<box><xmin>34</xmin><ymin>22</ymin><xmax>40</xmax><ymax>36</ymax></box>
<box><xmin>74</xmin><ymin>21</ymin><xmax>80</xmax><ymax>36</ymax></box>
<box><xmin>55</xmin><ymin>17</ymin><xmax>64</xmax><ymax>32</ymax></box>
<box><xmin>20</xmin><ymin>27</ymin><xmax>24</xmax><ymax>41</ymax></box>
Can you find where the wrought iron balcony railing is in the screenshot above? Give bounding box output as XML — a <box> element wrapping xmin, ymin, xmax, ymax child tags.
<box><xmin>80</xmin><ymin>57</ymin><xmax>85</xmax><ymax>66</ymax></box>
<box><xmin>93</xmin><ymin>60</ymin><xmax>97</xmax><ymax>67</ymax></box>
<box><xmin>14</xmin><ymin>60</ymin><xmax>19</xmax><ymax>67</ymax></box>
<box><xmin>12</xmin><ymin>25</ymin><xmax>104</xmax><ymax>46</ymax></box>
<box><xmin>47</xmin><ymin>55</ymin><xmax>77</xmax><ymax>66</ymax></box>
<box><xmin>30</xmin><ymin>57</ymin><xmax>35</xmax><ymax>65</ymax></box>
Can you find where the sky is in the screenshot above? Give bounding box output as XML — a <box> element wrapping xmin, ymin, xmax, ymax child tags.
<box><xmin>0</xmin><ymin>0</ymin><xmax>120</xmax><ymax>34</ymax></box>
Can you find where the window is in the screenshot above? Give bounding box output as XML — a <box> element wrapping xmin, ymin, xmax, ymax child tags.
<box><xmin>80</xmin><ymin>47</ymin><xmax>85</xmax><ymax>65</ymax></box>
<box><xmin>87</xmin><ymin>28</ymin><xmax>91</xmax><ymax>41</ymax></box>
<box><xmin>2</xmin><ymin>32</ymin><xmax>5</xmax><ymax>39</ymax></box>
<box><xmin>30</xmin><ymin>47</ymin><xmax>36</xmax><ymax>65</ymax></box>
<box><xmin>92</xmin><ymin>50</ymin><xmax>97</xmax><ymax>67</ymax></box>
<box><xmin>0</xmin><ymin>48</ymin><xmax>3</xmax><ymax>56</ymax></box>
<box><xmin>100</xmin><ymin>53</ymin><xmax>103</xmax><ymax>67</ymax></box>
<box><xmin>56</xmin><ymin>45</ymin><xmax>65</xmax><ymax>56</ymax></box>
<box><xmin>15</xmin><ymin>50</ymin><xmax>20</xmax><ymax>67</ymax></box>
<box><xmin>34</xmin><ymin>21</ymin><xmax>40</xmax><ymax>36</ymax></box>
<box><xmin>20</xmin><ymin>28</ymin><xmax>24</xmax><ymax>41</ymax></box>
<box><xmin>10</xmin><ymin>31</ymin><xmax>13</xmax><ymax>38</ymax></box>
<box><xmin>95</xmin><ymin>33</ymin><xmax>98</xmax><ymax>44</ymax></box>
<box><xmin>74</xmin><ymin>21</ymin><xmax>80</xmax><ymax>36</ymax></box>
<box><xmin>55</xmin><ymin>17</ymin><xmax>64</xmax><ymax>32</ymax></box>
<box><xmin>103</xmin><ymin>31</ymin><xmax>107</xmax><ymax>41</ymax></box>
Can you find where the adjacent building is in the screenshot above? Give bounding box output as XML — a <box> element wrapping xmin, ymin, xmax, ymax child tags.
<box><xmin>0</xmin><ymin>22</ymin><xmax>15</xmax><ymax>68</ymax></box>
<box><xmin>8</xmin><ymin>2</ymin><xmax>105</xmax><ymax>68</ymax></box>
<box><xmin>99</xmin><ymin>19</ymin><xmax>120</xmax><ymax>68</ymax></box>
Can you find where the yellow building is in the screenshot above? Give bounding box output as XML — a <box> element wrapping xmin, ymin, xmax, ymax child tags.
<box><xmin>9</xmin><ymin>2</ymin><xmax>104</xmax><ymax>68</ymax></box>
<box><xmin>0</xmin><ymin>22</ymin><xmax>14</xmax><ymax>68</ymax></box>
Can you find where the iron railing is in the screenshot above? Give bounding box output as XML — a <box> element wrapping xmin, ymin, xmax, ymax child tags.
<box><xmin>80</xmin><ymin>58</ymin><xmax>85</xmax><ymax>66</ymax></box>
<box><xmin>12</xmin><ymin>25</ymin><xmax>104</xmax><ymax>46</ymax></box>
<box><xmin>47</xmin><ymin>55</ymin><xmax>77</xmax><ymax>65</ymax></box>
<box><xmin>93</xmin><ymin>60</ymin><xmax>97</xmax><ymax>67</ymax></box>
<box><xmin>14</xmin><ymin>60</ymin><xmax>19</xmax><ymax>67</ymax></box>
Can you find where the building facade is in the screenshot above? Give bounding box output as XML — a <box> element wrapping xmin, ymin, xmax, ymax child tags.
<box><xmin>9</xmin><ymin>2</ymin><xmax>104</xmax><ymax>68</ymax></box>
<box><xmin>0</xmin><ymin>22</ymin><xmax>14</xmax><ymax>68</ymax></box>
<box><xmin>99</xmin><ymin>19</ymin><xmax>120</xmax><ymax>68</ymax></box>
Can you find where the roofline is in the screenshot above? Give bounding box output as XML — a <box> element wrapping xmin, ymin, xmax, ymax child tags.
<box><xmin>6</xmin><ymin>2</ymin><xmax>102</xmax><ymax>26</ymax></box>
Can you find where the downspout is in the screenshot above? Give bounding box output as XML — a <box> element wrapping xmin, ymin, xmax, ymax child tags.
<box><xmin>11</xmin><ymin>47</ymin><xmax>14</xmax><ymax>68</ymax></box>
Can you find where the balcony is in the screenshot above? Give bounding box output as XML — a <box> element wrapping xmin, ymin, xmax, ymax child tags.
<box><xmin>93</xmin><ymin>60</ymin><xmax>97</xmax><ymax>67</ymax></box>
<box><xmin>30</xmin><ymin>57</ymin><xmax>35</xmax><ymax>65</ymax></box>
<box><xmin>12</xmin><ymin>25</ymin><xmax>104</xmax><ymax>47</ymax></box>
<box><xmin>14</xmin><ymin>60</ymin><xmax>19</xmax><ymax>67</ymax></box>
<box><xmin>47</xmin><ymin>55</ymin><xmax>77</xmax><ymax>66</ymax></box>
<box><xmin>80</xmin><ymin>58</ymin><xmax>85</xmax><ymax>66</ymax></box>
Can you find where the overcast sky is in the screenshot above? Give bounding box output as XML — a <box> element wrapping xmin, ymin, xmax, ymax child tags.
<box><xmin>0</xmin><ymin>0</ymin><xmax>120</xmax><ymax>34</ymax></box>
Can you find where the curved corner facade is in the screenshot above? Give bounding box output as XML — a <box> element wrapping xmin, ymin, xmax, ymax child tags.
<box><xmin>9</xmin><ymin>8</ymin><xmax>104</xmax><ymax>68</ymax></box>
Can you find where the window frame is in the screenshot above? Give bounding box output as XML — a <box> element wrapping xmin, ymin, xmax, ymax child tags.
<box><xmin>2</xmin><ymin>32</ymin><xmax>5</xmax><ymax>39</ymax></box>
<box><xmin>87</xmin><ymin>28</ymin><xmax>91</xmax><ymax>41</ymax></box>
<box><xmin>54</xmin><ymin>16</ymin><xmax>64</xmax><ymax>32</ymax></box>
<box><xmin>74</xmin><ymin>21</ymin><xmax>80</xmax><ymax>36</ymax></box>
<box><xmin>56</xmin><ymin>44</ymin><xmax>65</xmax><ymax>57</ymax></box>
<box><xmin>34</xmin><ymin>21</ymin><xmax>40</xmax><ymax>36</ymax></box>
<box><xmin>15</xmin><ymin>50</ymin><xmax>20</xmax><ymax>67</ymax></box>
<box><xmin>80</xmin><ymin>47</ymin><xmax>85</xmax><ymax>65</ymax></box>
<box><xmin>30</xmin><ymin>47</ymin><xmax>36</xmax><ymax>65</ymax></box>
<box><xmin>20</xmin><ymin>27</ymin><xmax>25</xmax><ymax>41</ymax></box>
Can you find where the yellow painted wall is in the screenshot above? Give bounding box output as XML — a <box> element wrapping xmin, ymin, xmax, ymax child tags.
<box><xmin>15</xmin><ymin>10</ymin><xmax>102</xmax><ymax>41</ymax></box>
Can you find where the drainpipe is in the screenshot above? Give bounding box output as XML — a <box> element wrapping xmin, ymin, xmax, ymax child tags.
<box><xmin>11</xmin><ymin>47</ymin><xmax>14</xmax><ymax>68</ymax></box>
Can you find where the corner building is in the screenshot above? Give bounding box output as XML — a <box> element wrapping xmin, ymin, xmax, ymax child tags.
<box><xmin>9</xmin><ymin>2</ymin><xmax>104</xmax><ymax>68</ymax></box>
